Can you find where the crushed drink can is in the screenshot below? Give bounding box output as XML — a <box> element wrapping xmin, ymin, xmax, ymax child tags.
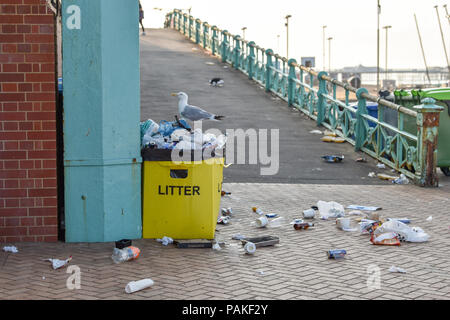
<box><xmin>327</xmin><ymin>249</ymin><xmax>347</xmax><ymax>259</ymax></box>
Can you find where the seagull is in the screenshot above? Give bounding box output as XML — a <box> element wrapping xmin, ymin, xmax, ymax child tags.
<box><xmin>171</xmin><ymin>92</ymin><xmax>225</xmax><ymax>121</ymax></box>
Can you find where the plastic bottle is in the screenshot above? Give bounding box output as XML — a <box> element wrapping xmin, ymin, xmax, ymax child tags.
<box><xmin>252</xmin><ymin>207</ymin><xmax>264</xmax><ymax>215</ymax></box>
<box><xmin>111</xmin><ymin>246</ymin><xmax>141</xmax><ymax>264</ymax></box>
<box><xmin>267</xmin><ymin>217</ymin><xmax>285</xmax><ymax>228</ymax></box>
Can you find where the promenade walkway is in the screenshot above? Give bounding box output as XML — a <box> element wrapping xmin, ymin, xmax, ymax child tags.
<box><xmin>0</xmin><ymin>29</ymin><xmax>449</xmax><ymax>301</ymax></box>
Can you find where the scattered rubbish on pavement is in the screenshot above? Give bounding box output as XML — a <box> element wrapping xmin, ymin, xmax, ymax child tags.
<box><xmin>303</xmin><ymin>209</ymin><xmax>315</xmax><ymax>219</ymax></box>
<box><xmin>265</xmin><ymin>216</ymin><xmax>285</xmax><ymax>228</ymax></box>
<box><xmin>348</xmin><ymin>210</ymin><xmax>364</xmax><ymax>216</ymax></box>
<box><xmin>232</xmin><ymin>234</ymin><xmax>246</xmax><ymax>241</ymax></box>
<box><xmin>389</xmin><ymin>266</ymin><xmax>407</xmax><ymax>273</ymax></box>
<box><xmin>111</xmin><ymin>247</ymin><xmax>140</xmax><ymax>264</ymax></box>
<box><xmin>294</xmin><ymin>222</ymin><xmax>314</xmax><ymax>230</ymax></box>
<box><xmin>323</xmin><ymin>130</ymin><xmax>337</xmax><ymax>137</ymax></box>
<box><xmin>374</xmin><ymin>220</ymin><xmax>429</xmax><ymax>242</ymax></box>
<box><xmin>317</xmin><ymin>201</ymin><xmax>345</xmax><ymax>219</ymax></box>
<box><xmin>157</xmin><ymin>236</ymin><xmax>174</xmax><ymax>246</ymax></box>
<box><xmin>265</xmin><ymin>213</ymin><xmax>278</xmax><ymax>218</ymax></box>
<box><xmin>327</xmin><ymin>249</ymin><xmax>346</xmax><ymax>259</ymax></box>
<box><xmin>244</xmin><ymin>242</ymin><xmax>256</xmax><ymax>255</ymax></box>
<box><xmin>115</xmin><ymin>239</ymin><xmax>132</xmax><ymax>249</ymax></box>
<box><xmin>377</xmin><ymin>173</ymin><xmax>398</xmax><ymax>181</ymax></box>
<box><xmin>291</xmin><ymin>218</ymin><xmax>304</xmax><ymax>225</ymax></box>
<box><xmin>387</xmin><ymin>218</ymin><xmax>411</xmax><ymax>224</ymax></box>
<box><xmin>359</xmin><ymin>219</ymin><xmax>383</xmax><ymax>234</ymax></box>
<box><xmin>368</xmin><ymin>172</ymin><xmax>376</xmax><ymax>178</ymax></box>
<box><xmin>192</xmin><ymin>47</ymin><xmax>199</xmax><ymax>51</ymax></box>
<box><xmin>347</xmin><ymin>205</ymin><xmax>382</xmax><ymax>211</ymax></box>
<box><xmin>258</xmin><ymin>270</ymin><xmax>264</xmax><ymax>275</ymax></box>
<box><xmin>392</xmin><ymin>174</ymin><xmax>409</xmax><ymax>185</ymax></box>
<box><xmin>426</xmin><ymin>216</ymin><xmax>433</xmax><ymax>222</ymax></box>
<box><xmin>221</xmin><ymin>208</ymin><xmax>233</xmax><ymax>216</ymax></box>
<box><xmin>321</xmin><ymin>136</ymin><xmax>345</xmax><ymax>143</ymax></box>
<box><xmin>356</xmin><ymin>158</ymin><xmax>367</xmax><ymax>163</ymax></box>
<box><xmin>223</xmin><ymin>66</ymin><xmax>229</xmax><ymax>69</ymax></box>
<box><xmin>376</xmin><ymin>163</ymin><xmax>386</xmax><ymax>169</ymax></box>
<box><xmin>311</xmin><ymin>206</ymin><xmax>319</xmax><ymax>211</ymax></box>
<box><xmin>205</xmin><ymin>61</ymin><xmax>215</xmax><ymax>65</ymax></box>
<box><xmin>309</xmin><ymin>130</ymin><xmax>323</xmax><ymax>134</ymax></box>
<box><xmin>370</xmin><ymin>232</ymin><xmax>401</xmax><ymax>246</ymax></box>
<box><xmin>125</xmin><ymin>279</ymin><xmax>154</xmax><ymax>294</ymax></box>
<box><xmin>241</xmin><ymin>236</ymin><xmax>279</xmax><ymax>248</ymax></box>
<box><xmin>212</xmin><ymin>242</ymin><xmax>222</xmax><ymax>251</ymax></box>
<box><xmin>46</xmin><ymin>256</ymin><xmax>72</xmax><ymax>269</ymax></box>
<box><xmin>255</xmin><ymin>216</ymin><xmax>268</xmax><ymax>228</ymax></box>
<box><xmin>217</xmin><ymin>216</ymin><xmax>230</xmax><ymax>225</ymax></box>
<box><xmin>322</xmin><ymin>155</ymin><xmax>344</xmax><ymax>163</ymax></box>
<box><xmin>221</xmin><ymin>191</ymin><xmax>231</xmax><ymax>196</ymax></box>
<box><xmin>252</xmin><ymin>207</ymin><xmax>264</xmax><ymax>215</ymax></box>
<box><xmin>209</xmin><ymin>78</ymin><xmax>224</xmax><ymax>87</ymax></box>
<box><xmin>3</xmin><ymin>246</ymin><xmax>18</xmax><ymax>253</ymax></box>
<box><xmin>174</xmin><ymin>239</ymin><xmax>224</xmax><ymax>248</ymax></box>
<box><xmin>336</xmin><ymin>218</ymin><xmax>357</xmax><ymax>232</ymax></box>
<box><xmin>368</xmin><ymin>212</ymin><xmax>381</xmax><ymax>221</ymax></box>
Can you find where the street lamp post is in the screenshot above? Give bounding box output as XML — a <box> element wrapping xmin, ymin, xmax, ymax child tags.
<box><xmin>241</xmin><ymin>27</ymin><xmax>247</xmax><ymax>40</ymax></box>
<box><xmin>322</xmin><ymin>25</ymin><xmax>327</xmax><ymax>71</ymax></box>
<box><xmin>285</xmin><ymin>15</ymin><xmax>292</xmax><ymax>58</ymax></box>
<box><xmin>383</xmin><ymin>25</ymin><xmax>392</xmax><ymax>85</ymax></box>
<box><xmin>328</xmin><ymin>37</ymin><xmax>333</xmax><ymax>73</ymax></box>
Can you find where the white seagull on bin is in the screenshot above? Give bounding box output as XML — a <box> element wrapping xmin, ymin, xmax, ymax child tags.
<box><xmin>171</xmin><ymin>92</ymin><xmax>224</xmax><ymax>121</ymax></box>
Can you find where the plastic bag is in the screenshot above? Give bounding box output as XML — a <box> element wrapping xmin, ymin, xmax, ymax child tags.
<box><xmin>374</xmin><ymin>220</ymin><xmax>429</xmax><ymax>242</ymax></box>
<box><xmin>317</xmin><ymin>201</ymin><xmax>345</xmax><ymax>220</ymax></box>
<box><xmin>140</xmin><ymin>119</ymin><xmax>159</xmax><ymax>140</ymax></box>
<box><xmin>370</xmin><ymin>232</ymin><xmax>401</xmax><ymax>246</ymax></box>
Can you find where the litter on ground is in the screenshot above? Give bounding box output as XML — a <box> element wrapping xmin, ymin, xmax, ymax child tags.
<box><xmin>3</xmin><ymin>246</ymin><xmax>18</xmax><ymax>253</ymax></box>
<box><xmin>125</xmin><ymin>279</ymin><xmax>154</xmax><ymax>294</ymax></box>
<box><xmin>46</xmin><ymin>256</ymin><xmax>72</xmax><ymax>270</ymax></box>
<box><xmin>389</xmin><ymin>266</ymin><xmax>407</xmax><ymax>273</ymax></box>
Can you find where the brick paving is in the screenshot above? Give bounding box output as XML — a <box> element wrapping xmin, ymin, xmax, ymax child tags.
<box><xmin>1</xmin><ymin>183</ymin><xmax>449</xmax><ymax>300</ymax></box>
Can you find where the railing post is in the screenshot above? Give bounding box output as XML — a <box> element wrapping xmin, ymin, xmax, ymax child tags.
<box><xmin>183</xmin><ymin>14</ymin><xmax>187</xmax><ymax>35</ymax></box>
<box><xmin>265</xmin><ymin>49</ymin><xmax>273</xmax><ymax>92</ymax></box>
<box><xmin>211</xmin><ymin>26</ymin><xmax>217</xmax><ymax>56</ymax></box>
<box><xmin>203</xmin><ymin>22</ymin><xmax>209</xmax><ymax>49</ymax></box>
<box><xmin>177</xmin><ymin>11</ymin><xmax>181</xmax><ymax>31</ymax></box>
<box><xmin>316</xmin><ymin>71</ymin><xmax>328</xmax><ymax>125</ymax></box>
<box><xmin>189</xmin><ymin>16</ymin><xmax>193</xmax><ymax>39</ymax></box>
<box><xmin>247</xmin><ymin>41</ymin><xmax>256</xmax><ymax>80</ymax></box>
<box><xmin>288</xmin><ymin>59</ymin><xmax>297</xmax><ymax>106</ymax></box>
<box><xmin>355</xmin><ymin>88</ymin><xmax>369</xmax><ymax>151</ymax></box>
<box><xmin>221</xmin><ymin>30</ymin><xmax>229</xmax><ymax>62</ymax></box>
<box><xmin>414</xmin><ymin>98</ymin><xmax>444</xmax><ymax>187</ymax></box>
<box><xmin>233</xmin><ymin>35</ymin><xmax>241</xmax><ymax>70</ymax></box>
<box><xmin>195</xmin><ymin>19</ymin><xmax>201</xmax><ymax>44</ymax></box>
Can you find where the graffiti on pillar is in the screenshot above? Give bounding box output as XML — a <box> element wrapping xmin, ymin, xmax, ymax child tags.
<box><xmin>66</xmin><ymin>5</ymin><xmax>81</xmax><ymax>30</ymax></box>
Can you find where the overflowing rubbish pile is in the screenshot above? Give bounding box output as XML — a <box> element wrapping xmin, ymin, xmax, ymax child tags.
<box><xmin>140</xmin><ymin>118</ymin><xmax>227</xmax><ymax>151</ymax></box>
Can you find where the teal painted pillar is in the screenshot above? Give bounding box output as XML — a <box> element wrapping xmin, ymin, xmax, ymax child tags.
<box><xmin>221</xmin><ymin>30</ymin><xmax>229</xmax><ymax>62</ymax></box>
<box><xmin>183</xmin><ymin>14</ymin><xmax>187</xmax><ymax>35</ymax></box>
<box><xmin>195</xmin><ymin>19</ymin><xmax>201</xmax><ymax>44</ymax></box>
<box><xmin>211</xmin><ymin>26</ymin><xmax>217</xmax><ymax>55</ymax></box>
<box><xmin>288</xmin><ymin>59</ymin><xmax>297</xmax><ymax>106</ymax></box>
<box><xmin>247</xmin><ymin>42</ymin><xmax>256</xmax><ymax>79</ymax></box>
<box><xmin>265</xmin><ymin>49</ymin><xmax>273</xmax><ymax>92</ymax></box>
<box><xmin>355</xmin><ymin>88</ymin><xmax>369</xmax><ymax>151</ymax></box>
<box><xmin>189</xmin><ymin>16</ymin><xmax>193</xmax><ymax>39</ymax></box>
<box><xmin>317</xmin><ymin>71</ymin><xmax>328</xmax><ymax>125</ymax></box>
<box><xmin>203</xmin><ymin>22</ymin><xmax>208</xmax><ymax>49</ymax></box>
<box><xmin>62</xmin><ymin>0</ymin><xmax>142</xmax><ymax>242</ymax></box>
<box><xmin>233</xmin><ymin>35</ymin><xmax>241</xmax><ymax>69</ymax></box>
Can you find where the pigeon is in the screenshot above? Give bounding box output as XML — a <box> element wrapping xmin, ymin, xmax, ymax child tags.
<box><xmin>209</xmin><ymin>78</ymin><xmax>224</xmax><ymax>87</ymax></box>
<box><xmin>171</xmin><ymin>92</ymin><xmax>224</xmax><ymax>121</ymax></box>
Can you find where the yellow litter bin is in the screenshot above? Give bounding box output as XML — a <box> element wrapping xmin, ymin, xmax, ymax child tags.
<box><xmin>142</xmin><ymin>148</ymin><xmax>224</xmax><ymax>240</ymax></box>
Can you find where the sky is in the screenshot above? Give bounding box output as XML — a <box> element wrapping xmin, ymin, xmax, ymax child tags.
<box><xmin>141</xmin><ymin>0</ymin><xmax>450</xmax><ymax>70</ymax></box>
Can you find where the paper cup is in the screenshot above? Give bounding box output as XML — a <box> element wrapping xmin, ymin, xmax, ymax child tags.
<box><xmin>125</xmin><ymin>279</ymin><xmax>154</xmax><ymax>294</ymax></box>
<box><xmin>303</xmin><ymin>209</ymin><xmax>315</xmax><ymax>219</ymax></box>
<box><xmin>256</xmin><ymin>216</ymin><xmax>268</xmax><ymax>228</ymax></box>
<box><xmin>336</xmin><ymin>218</ymin><xmax>351</xmax><ymax>230</ymax></box>
<box><xmin>244</xmin><ymin>242</ymin><xmax>256</xmax><ymax>255</ymax></box>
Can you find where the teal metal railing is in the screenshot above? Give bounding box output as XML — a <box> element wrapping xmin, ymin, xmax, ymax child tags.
<box><xmin>165</xmin><ymin>10</ymin><xmax>444</xmax><ymax>187</ymax></box>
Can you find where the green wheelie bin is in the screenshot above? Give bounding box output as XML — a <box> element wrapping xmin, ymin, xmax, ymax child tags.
<box><xmin>394</xmin><ymin>88</ymin><xmax>450</xmax><ymax>176</ymax></box>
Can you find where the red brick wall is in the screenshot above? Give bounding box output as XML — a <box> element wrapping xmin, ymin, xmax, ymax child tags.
<box><xmin>0</xmin><ymin>0</ymin><xmax>58</xmax><ymax>242</ymax></box>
